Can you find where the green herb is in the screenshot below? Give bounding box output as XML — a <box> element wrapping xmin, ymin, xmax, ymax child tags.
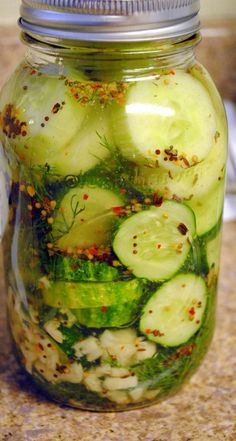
<box><xmin>49</xmin><ymin>194</ymin><xmax>85</xmax><ymax>244</ymax></box>
<box><xmin>58</xmin><ymin>324</ymin><xmax>84</xmax><ymax>358</ymax></box>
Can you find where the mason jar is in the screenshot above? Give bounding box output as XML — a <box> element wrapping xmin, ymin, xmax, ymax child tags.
<box><xmin>0</xmin><ymin>0</ymin><xmax>227</xmax><ymax>411</ymax></box>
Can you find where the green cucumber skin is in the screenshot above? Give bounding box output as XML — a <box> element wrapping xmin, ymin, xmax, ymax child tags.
<box><xmin>43</xmin><ymin>279</ymin><xmax>143</xmax><ymax>309</ymax></box>
<box><xmin>45</xmin><ymin>255</ymin><xmax>122</xmax><ymax>282</ymax></box>
<box><xmin>73</xmin><ymin>301</ymin><xmax>140</xmax><ymax>328</ymax></box>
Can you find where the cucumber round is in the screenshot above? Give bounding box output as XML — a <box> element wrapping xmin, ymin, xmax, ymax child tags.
<box><xmin>0</xmin><ymin>66</ymin><xmax>110</xmax><ymax>175</ymax></box>
<box><xmin>135</xmin><ymin>126</ymin><xmax>226</xmax><ymax>201</ymax></box>
<box><xmin>185</xmin><ymin>179</ymin><xmax>224</xmax><ymax>237</ymax></box>
<box><xmin>113</xmin><ymin>201</ymin><xmax>196</xmax><ymax>282</ymax></box>
<box><xmin>52</xmin><ymin>185</ymin><xmax>125</xmax><ymax>250</ymax></box>
<box><xmin>73</xmin><ymin>302</ymin><xmax>139</xmax><ymax>328</ymax></box>
<box><xmin>140</xmin><ymin>273</ymin><xmax>207</xmax><ymax>347</ymax></box>
<box><xmin>45</xmin><ymin>255</ymin><xmax>121</xmax><ymax>282</ymax></box>
<box><xmin>112</xmin><ymin>70</ymin><xmax>217</xmax><ymax>171</ymax></box>
<box><xmin>42</xmin><ymin>279</ymin><xmax>143</xmax><ymax>309</ymax></box>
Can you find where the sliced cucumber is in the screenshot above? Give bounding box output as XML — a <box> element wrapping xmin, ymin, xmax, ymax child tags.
<box><xmin>52</xmin><ymin>109</ymin><xmax>111</xmax><ymax>176</ymax></box>
<box><xmin>45</xmin><ymin>255</ymin><xmax>121</xmax><ymax>282</ymax></box>
<box><xmin>135</xmin><ymin>124</ymin><xmax>226</xmax><ymax>201</ymax></box>
<box><xmin>0</xmin><ymin>66</ymin><xmax>110</xmax><ymax>175</ymax></box>
<box><xmin>206</xmin><ymin>232</ymin><xmax>222</xmax><ymax>273</ymax></box>
<box><xmin>52</xmin><ymin>185</ymin><xmax>125</xmax><ymax>250</ymax></box>
<box><xmin>73</xmin><ymin>301</ymin><xmax>139</xmax><ymax>328</ymax></box>
<box><xmin>42</xmin><ymin>279</ymin><xmax>143</xmax><ymax>309</ymax></box>
<box><xmin>185</xmin><ymin>179</ymin><xmax>225</xmax><ymax>237</ymax></box>
<box><xmin>113</xmin><ymin>201</ymin><xmax>196</xmax><ymax>282</ymax></box>
<box><xmin>140</xmin><ymin>273</ymin><xmax>207</xmax><ymax>347</ymax></box>
<box><xmin>112</xmin><ymin>70</ymin><xmax>217</xmax><ymax>171</ymax></box>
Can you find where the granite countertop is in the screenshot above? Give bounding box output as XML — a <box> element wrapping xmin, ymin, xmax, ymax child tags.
<box><xmin>0</xmin><ymin>24</ymin><xmax>236</xmax><ymax>441</ymax></box>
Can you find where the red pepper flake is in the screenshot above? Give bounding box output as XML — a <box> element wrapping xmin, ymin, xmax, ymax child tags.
<box><xmin>45</xmin><ymin>116</ymin><xmax>49</xmax><ymax>122</ymax></box>
<box><xmin>120</xmin><ymin>188</ymin><xmax>127</xmax><ymax>194</ymax></box>
<box><xmin>30</xmin><ymin>69</ymin><xmax>37</xmax><ymax>75</ymax></box>
<box><xmin>188</xmin><ymin>307</ymin><xmax>196</xmax><ymax>320</ymax></box>
<box><xmin>71</xmin><ymin>264</ymin><xmax>78</xmax><ymax>270</ymax></box>
<box><xmin>83</xmin><ymin>194</ymin><xmax>89</xmax><ymax>201</ymax></box>
<box><xmin>101</xmin><ymin>306</ymin><xmax>107</xmax><ymax>314</ymax></box>
<box><xmin>177</xmin><ymin>223</ymin><xmax>189</xmax><ymax>236</ymax></box>
<box><xmin>177</xmin><ymin>344</ymin><xmax>196</xmax><ymax>357</ymax></box>
<box><xmin>155</xmin><ymin>149</ymin><xmax>161</xmax><ymax>155</ymax></box>
<box><xmin>170</xmin><ymin>70</ymin><xmax>176</xmax><ymax>75</ymax></box>
<box><xmin>153</xmin><ymin>329</ymin><xmax>165</xmax><ymax>337</ymax></box>
<box><xmin>112</xmin><ymin>206</ymin><xmax>124</xmax><ymax>215</ymax></box>
<box><xmin>145</xmin><ymin>329</ymin><xmax>152</xmax><ymax>334</ymax></box>
<box><xmin>88</xmin><ymin>248</ymin><xmax>98</xmax><ymax>256</ymax></box>
<box><xmin>153</xmin><ymin>193</ymin><xmax>163</xmax><ymax>207</ymax></box>
<box><xmin>91</xmin><ymin>84</ymin><xmax>103</xmax><ymax>90</ymax></box>
<box><xmin>156</xmin><ymin>243</ymin><xmax>162</xmax><ymax>249</ymax></box>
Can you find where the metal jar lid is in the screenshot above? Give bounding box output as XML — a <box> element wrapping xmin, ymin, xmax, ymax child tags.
<box><xmin>19</xmin><ymin>0</ymin><xmax>201</xmax><ymax>42</ymax></box>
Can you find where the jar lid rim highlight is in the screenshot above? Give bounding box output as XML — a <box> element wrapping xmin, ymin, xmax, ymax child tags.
<box><xmin>19</xmin><ymin>0</ymin><xmax>201</xmax><ymax>42</ymax></box>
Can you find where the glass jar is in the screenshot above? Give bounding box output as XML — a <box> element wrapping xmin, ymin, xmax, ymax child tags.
<box><xmin>0</xmin><ymin>0</ymin><xmax>227</xmax><ymax>411</ymax></box>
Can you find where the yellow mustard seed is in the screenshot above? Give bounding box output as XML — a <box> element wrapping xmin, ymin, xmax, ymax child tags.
<box><xmin>50</xmin><ymin>200</ymin><xmax>57</xmax><ymax>209</ymax></box>
<box><xmin>20</xmin><ymin>184</ymin><xmax>26</xmax><ymax>192</ymax></box>
<box><xmin>47</xmin><ymin>243</ymin><xmax>53</xmax><ymax>249</ymax></box>
<box><xmin>41</xmin><ymin>210</ymin><xmax>47</xmax><ymax>216</ymax></box>
<box><xmin>192</xmin><ymin>155</ymin><xmax>199</xmax><ymax>163</ymax></box>
<box><xmin>27</xmin><ymin>204</ymin><xmax>33</xmax><ymax>211</ymax></box>
<box><xmin>35</xmin><ymin>202</ymin><xmax>41</xmax><ymax>209</ymax></box>
<box><xmin>47</xmin><ymin>217</ymin><xmax>54</xmax><ymax>225</ymax></box>
<box><xmin>27</xmin><ymin>185</ymin><xmax>36</xmax><ymax>197</ymax></box>
<box><xmin>112</xmin><ymin>260</ymin><xmax>121</xmax><ymax>267</ymax></box>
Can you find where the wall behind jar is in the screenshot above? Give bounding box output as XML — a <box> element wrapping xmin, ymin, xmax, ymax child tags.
<box><xmin>0</xmin><ymin>0</ymin><xmax>236</xmax><ymax>23</ymax></box>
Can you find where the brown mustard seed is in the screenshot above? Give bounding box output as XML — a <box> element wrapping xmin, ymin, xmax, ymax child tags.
<box><xmin>177</xmin><ymin>223</ymin><xmax>189</xmax><ymax>236</ymax></box>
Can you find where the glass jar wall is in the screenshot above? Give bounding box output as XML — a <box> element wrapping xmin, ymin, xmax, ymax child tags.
<box><xmin>0</xmin><ymin>34</ymin><xmax>227</xmax><ymax>410</ymax></box>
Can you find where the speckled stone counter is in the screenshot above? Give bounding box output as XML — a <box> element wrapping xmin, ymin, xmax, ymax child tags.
<box><xmin>0</xmin><ymin>23</ymin><xmax>236</xmax><ymax>441</ymax></box>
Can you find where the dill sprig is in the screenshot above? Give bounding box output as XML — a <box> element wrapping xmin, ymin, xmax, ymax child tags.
<box><xmin>49</xmin><ymin>193</ymin><xmax>85</xmax><ymax>244</ymax></box>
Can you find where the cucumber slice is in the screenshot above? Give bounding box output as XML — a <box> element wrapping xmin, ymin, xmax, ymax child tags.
<box><xmin>42</xmin><ymin>279</ymin><xmax>143</xmax><ymax>309</ymax></box>
<box><xmin>73</xmin><ymin>302</ymin><xmax>139</xmax><ymax>328</ymax></box>
<box><xmin>0</xmin><ymin>66</ymin><xmax>110</xmax><ymax>175</ymax></box>
<box><xmin>140</xmin><ymin>273</ymin><xmax>207</xmax><ymax>347</ymax></box>
<box><xmin>206</xmin><ymin>232</ymin><xmax>222</xmax><ymax>272</ymax></box>
<box><xmin>112</xmin><ymin>71</ymin><xmax>217</xmax><ymax>171</ymax></box>
<box><xmin>135</xmin><ymin>127</ymin><xmax>226</xmax><ymax>201</ymax></box>
<box><xmin>113</xmin><ymin>201</ymin><xmax>196</xmax><ymax>282</ymax></box>
<box><xmin>185</xmin><ymin>179</ymin><xmax>225</xmax><ymax>237</ymax></box>
<box><xmin>52</xmin><ymin>185</ymin><xmax>125</xmax><ymax>250</ymax></box>
<box><xmin>45</xmin><ymin>255</ymin><xmax>120</xmax><ymax>282</ymax></box>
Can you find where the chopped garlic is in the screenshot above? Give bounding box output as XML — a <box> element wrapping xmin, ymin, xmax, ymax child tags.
<box><xmin>44</xmin><ymin>319</ymin><xmax>64</xmax><ymax>343</ymax></box>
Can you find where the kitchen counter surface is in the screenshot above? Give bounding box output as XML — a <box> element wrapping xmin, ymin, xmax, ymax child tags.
<box><xmin>0</xmin><ymin>24</ymin><xmax>236</xmax><ymax>441</ymax></box>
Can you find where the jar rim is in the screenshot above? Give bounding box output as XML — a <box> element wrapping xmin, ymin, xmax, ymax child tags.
<box><xmin>19</xmin><ymin>0</ymin><xmax>201</xmax><ymax>42</ymax></box>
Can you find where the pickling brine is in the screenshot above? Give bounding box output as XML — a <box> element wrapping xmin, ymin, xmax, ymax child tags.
<box><xmin>0</xmin><ymin>44</ymin><xmax>227</xmax><ymax>410</ymax></box>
